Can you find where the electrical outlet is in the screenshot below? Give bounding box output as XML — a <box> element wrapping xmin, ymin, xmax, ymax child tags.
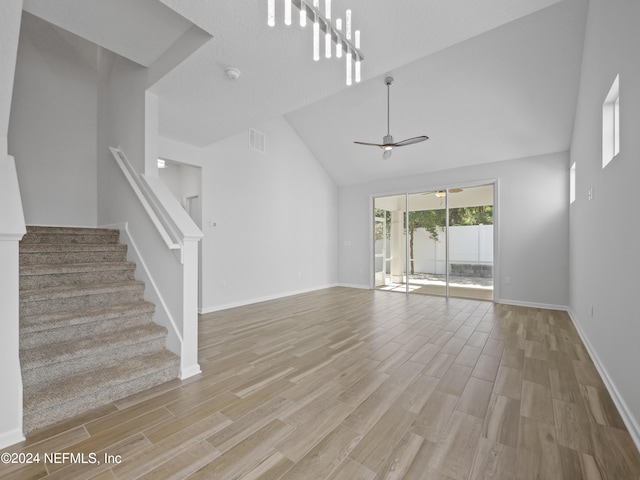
<box><xmin>505</xmin><ymin>276</ymin><xmax>511</xmax><ymax>285</ymax></box>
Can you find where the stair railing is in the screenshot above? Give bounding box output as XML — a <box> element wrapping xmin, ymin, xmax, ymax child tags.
<box><xmin>109</xmin><ymin>146</ymin><xmax>202</xmax><ymax>263</ymax></box>
<box><xmin>109</xmin><ymin>146</ymin><xmax>203</xmax><ymax>379</ymax></box>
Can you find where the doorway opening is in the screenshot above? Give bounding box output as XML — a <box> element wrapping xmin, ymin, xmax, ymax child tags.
<box><xmin>373</xmin><ymin>184</ymin><xmax>494</xmax><ymax>301</ymax></box>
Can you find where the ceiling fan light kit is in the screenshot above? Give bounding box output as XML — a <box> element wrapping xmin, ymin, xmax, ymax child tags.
<box><xmin>267</xmin><ymin>0</ymin><xmax>364</xmax><ymax>85</ymax></box>
<box><xmin>354</xmin><ymin>77</ymin><xmax>429</xmax><ymax>159</ymax></box>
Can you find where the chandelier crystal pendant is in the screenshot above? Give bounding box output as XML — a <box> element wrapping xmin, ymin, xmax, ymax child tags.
<box><xmin>267</xmin><ymin>0</ymin><xmax>364</xmax><ymax>86</ymax></box>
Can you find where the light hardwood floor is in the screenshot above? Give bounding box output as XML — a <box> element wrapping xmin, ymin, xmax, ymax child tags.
<box><xmin>2</xmin><ymin>287</ymin><xmax>640</xmax><ymax>479</ymax></box>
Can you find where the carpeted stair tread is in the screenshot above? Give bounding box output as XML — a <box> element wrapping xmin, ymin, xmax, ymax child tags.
<box><xmin>19</xmin><ymin>243</ymin><xmax>127</xmax><ymax>254</ymax></box>
<box><xmin>21</xmin><ymin>281</ymin><xmax>145</xmax><ymax>318</ymax></box>
<box><xmin>20</xmin><ymin>261</ymin><xmax>135</xmax><ymax>276</ymax></box>
<box><xmin>19</xmin><ymin>226</ymin><xmax>180</xmax><ymax>434</ymax></box>
<box><xmin>22</xmin><ymin>226</ymin><xmax>119</xmax><ymax>245</ymax></box>
<box><xmin>20</xmin><ymin>302</ymin><xmax>157</xmax><ymax>350</ymax></box>
<box><xmin>21</xmin><ymin>323</ymin><xmax>168</xmax><ymax>371</ymax></box>
<box><xmin>20</xmin><ymin>301</ymin><xmax>155</xmax><ymax>333</ymax></box>
<box><xmin>19</xmin><ymin>262</ymin><xmax>137</xmax><ymax>290</ymax></box>
<box><xmin>20</xmin><ymin>280</ymin><xmax>144</xmax><ymax>302</ymax></box>
<box><xmin>25</xmin><ymin>226</ymin><xmax>118</xmax><ymax>236</ymax></box>
<box><xmin>23</xmin><ymin>350</ymin><xmax>180</xmax><ymax>430</ymax></box>
<box><xmin>19</xmin><ymin>243</ymin><xmax>128</xmax><ymax>267</ymax></box>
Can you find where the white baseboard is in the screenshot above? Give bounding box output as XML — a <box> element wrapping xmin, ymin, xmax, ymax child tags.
<box><xmin>336</xmin><ymin>283</ymin><xmax>371</xmax><ymax>290</ymax></box>
<box><xmin>0</xmin><ymin>428</ymin><xmax>25</xmax><ymax>450</ymax></box>
<box><xmin>495</xmin><ymin>298</ymin><xmax>568</xmax><ymax>311</ymax></box>
<box><xmin>199</xmin><ymin>283</ymin><xmax>339</xmax><ymax>314</ymax></box>
<box><xmin>180</xmin><ymin>364</ymin><xmax>202</xmax><ymax>380</ymax></box>
<box><xmin>566</xmin><ymin>308</ymin><xmax>640</xmax><ymax>452</ymax></box>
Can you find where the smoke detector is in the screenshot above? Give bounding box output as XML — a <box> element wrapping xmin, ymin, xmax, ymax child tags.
<box><xmin>225</xmin><ymin>68</ymin><xmax>241</xmax><ymax>80</ymax></box>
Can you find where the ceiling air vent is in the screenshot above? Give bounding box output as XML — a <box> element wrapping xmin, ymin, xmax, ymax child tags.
<box><xmin>249</xmin><ymin>129</ymin><xmax>266</xmax><ymax>153</ymax></box>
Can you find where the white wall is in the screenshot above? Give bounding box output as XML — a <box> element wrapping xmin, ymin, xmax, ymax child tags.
<box><xmin>569</xmin><ymin>0</ymin><xmax>640</xmax><ymax>445</ymax></box>
<box><xmin>158</xmin><ymin>161</ymin><xmax>202</xmax><ymax>228</ymax></box>
<box><xmin>158</xmin><ymin>163</ymin><xmax>181</xmax><ymax>199</ymax></box>
<box><xmin>0</xmin><ymin>0</ymin><xmax>23</xmax><ymax>157</ymax></box>
<box><xmin>338</xmin><ymin>151</ymin><xmax>570</xmax><ymax>309</ymax></box>
<box><xmin>160</xmin><ymin>116</ymin><xmax>339</xmax><ymax>312</ymax></box>
<box><xmin>97</xmin><ymin>52</ymin><xmax>148</xmax><ymax>176</ymax></box>
<box><xmin>9</xmin><ymin>13</ymin><xmax>98</xmax><ymax>227</ymax></box>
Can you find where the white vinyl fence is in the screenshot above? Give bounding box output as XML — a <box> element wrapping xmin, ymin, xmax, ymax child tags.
<box><xmin>408</xmin><ymin>225</ymin><xmax>493</xmax><ymax>275</ymax></box>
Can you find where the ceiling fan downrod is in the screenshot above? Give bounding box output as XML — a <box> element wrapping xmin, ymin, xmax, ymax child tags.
<box><xmin>353</xmin><ymin>76</ymin><xmax>429</xmax><ymax>159</ymax></box>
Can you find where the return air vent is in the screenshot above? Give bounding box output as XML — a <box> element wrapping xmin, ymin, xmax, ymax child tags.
<box><xmin>249</xmin><ymin>129</ymin><xmax>266</xmax><ymax>153</ymax></box>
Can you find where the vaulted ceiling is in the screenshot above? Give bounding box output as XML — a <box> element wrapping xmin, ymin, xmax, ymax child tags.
<box><xmin>286</xmin><ymin>0</ymin><xmax>587</xmax><ymax>185</ymax></box>
<box><xmin>23</xmin><ymin>0</ymin><xmax>588</xmax><ymax>186</ymax></box>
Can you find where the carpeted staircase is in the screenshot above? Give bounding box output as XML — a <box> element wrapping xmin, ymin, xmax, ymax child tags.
<box><xmin>19</xmin><ymin>226</ymin><xmax>180</xmax><ymax>434</ymax></box>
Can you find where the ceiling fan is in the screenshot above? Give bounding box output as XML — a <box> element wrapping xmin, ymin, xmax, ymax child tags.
<box><xmin>354</xmin><ymin>76</ymin><xmax>429</xmax><ymax>159</ymax></box>
<box><xmin>434</xmin><ymin>189</ymin><xmax>463</xmax><ymax>197</ymax></box>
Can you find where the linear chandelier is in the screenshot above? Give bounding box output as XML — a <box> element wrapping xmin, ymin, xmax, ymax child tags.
<box><xmin>267</xmin><ymin>0</ymin><xmax>364</xmax><ymax>86</ymax></box>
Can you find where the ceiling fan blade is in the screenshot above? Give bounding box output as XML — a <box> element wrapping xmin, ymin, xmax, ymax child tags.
<box><xmin>354</xmin><ymin>78</ymin><xmax>429</xmax><ymax>156</ymax></box>
<box><xmin>354</xmin><ymin>141</ymin><xmax>386</xmax><ymax>148</ymax></box>
<box><xmin>392</xmin><ymin>136</ymin><xmax>429</xmax><ymax>147</ymax></box>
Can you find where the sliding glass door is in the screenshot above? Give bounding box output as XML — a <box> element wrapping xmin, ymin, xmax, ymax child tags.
<box><xmin>373</xmin><ymin>194</ymin><xmax>407</xmax><ymax>292</ymax></box>
<box><xmin>373</xmin><ymin>184</ymin><xmax>494</xmax><ymax>300</ymax></box>
<box><xmin>407</xmin><ymin>191</ymin><xmax>447</xmax><ymax>296</ymax></box>
<box><xmin>447</xmin><ymin>185</ymin><xmax>494</xmax><ymax>300</ymax></box>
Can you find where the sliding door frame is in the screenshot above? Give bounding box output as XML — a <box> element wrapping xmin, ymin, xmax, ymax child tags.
<box><xmin>370</xmin><ymin>178</ymin><xmax>500</xmax><ymax>301</ymax></box>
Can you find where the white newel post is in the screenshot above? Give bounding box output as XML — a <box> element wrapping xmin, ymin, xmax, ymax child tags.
<box><xmin>180</xmin><ymin>238</ymin><xmax>202</xmax><ymax>379</ymax></box>
<box><xmin>0</xmin><ymin>157</ymin><xmax>26</xmax><ymax>448</ymax></box>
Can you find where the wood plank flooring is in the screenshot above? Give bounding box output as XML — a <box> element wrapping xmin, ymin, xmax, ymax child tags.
<box><xmin>2</xmin><ymin>287</ymin><xmax>640</xmax><ymax>479</ymax></box>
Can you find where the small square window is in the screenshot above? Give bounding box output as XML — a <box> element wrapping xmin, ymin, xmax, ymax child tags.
<box><xmin>602</xmin><ymin>75</ymin><xmax>620</xmax><ymax>168</ymax></box>
<box><xmin>570</xmin><ymin>162</ymin><xmax>576</xmax><ymax>204</ymax></box>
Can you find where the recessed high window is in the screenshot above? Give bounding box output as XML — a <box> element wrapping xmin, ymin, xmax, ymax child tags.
<box><xmin>602</xmin><ymin>74</ymin><xmax>620</xmax><ymax>168</ymax></box>
<box><xmin>570</xmin><ymin>162</ymin><xmax>576</xmax><ymax>204</ymax></box>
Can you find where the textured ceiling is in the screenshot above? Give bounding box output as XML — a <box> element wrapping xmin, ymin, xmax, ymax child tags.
<box><xmin>149</xmin><ymin>0</ymin><xmax>569</xmax><ymax>146</ymax></box>
<box><xmin>22</xmin><ymin>0</ymin><xmax>587</xmax><ymax>186</ymax></box>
